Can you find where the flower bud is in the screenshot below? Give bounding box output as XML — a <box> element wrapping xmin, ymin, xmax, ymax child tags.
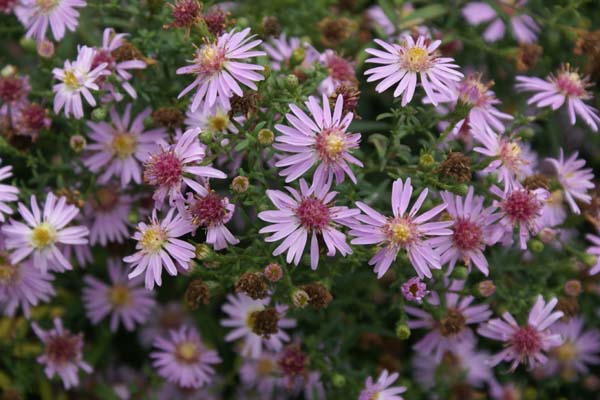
<box><xmin>231</xmin><ymin>176</ymin><xmax>249</xmax><ymax>193</ymax></box>
<box><xmin>264</xmin><ymin>263</ymin><xmax>283</xmax><ymax>282</ymax></box>
<box><xmin>451</xmin><ymin>266</ymin><xmax>469</xmax><ymax>280</ymax></box>
<box><xmin>19</xmin><ymin>37</ymin><xmax>36</xmax><ymax>52</ymax></box>
<box><xmin>258</xmin><ymin>128</ymin><xmax>274</xmax><ymax>145</ymax></box>
<box><xmin>564</xmin><ymin>280</ymin><xmax>582</xmax><ymax>297</ymax></box>
<box><xmin>478</xmin><ymin>280</ymin><xmax>496</xmax><ymax>297</ymax></box>
<box><xmin>235</xmin><ymin>272</ymin><xmax>268</xmax><ymax>300</ymax></box>
<box><xmin>199</xmin><ymin>130</ymin><xmax>213</xmax><ymax>145</ymax></box>
<box><xmin>185</xmin><ymin>279</ymin><xmax>210</xmax><ymax>310</ymax></box>
<box><xmin>285</xmin><ymin>74</ymin><xmax>299</xmax><ymax>90</ymax></box>
<box><xmin>528</xmin><ymin>239</ymin><xmax>544</xmax><ymax>253</ymax></box>
<box><xmin>301</xmin><ymin>282</ymin><xmax>333</xmax><ymax>309</ymax></box>
<box><xmin>37</xmin><ymin>39</ymin><xmax>55</xmax><ymax>59</ymax></box>
<box><xmin>583</xmin><ymin>253</ymin><xmax>597</xmax><ymax>268</ymax></box>
<box><xmin>91</xmin><ymin>107</ymin><xmax>108</xmax><ymax>121</ymax></box>
<box><xmin>332</xmin><ymin>373</ymin><xmax>346</xmax><ymax>388</ymax></box>
<box><xmin>195</xmin><ymin>244</ymin><xmax>212</xmax><ymax>260</ymax></box>
<box><xmin>419</xmin><ymin>153</ymin><xmax>435</xmax><ymax>170</ymax></box>
<box><xmin>69</xmin><ymin>135</ymin><xmax>86</xmax><ymax>153</ymax></box>
<box><xmin>291</xmin><ymin>289</ymin><xmax>310</xmax><ymax>308</ymax></box>
<box><xmin>395</xmin><ymin>323</ymin><xmax>411</xmax><ymax>340</ymax></box>
<box><xmin>291</xmin><ymin>46</ymin><xmax>306</xmax><ymax>65</ymax></box>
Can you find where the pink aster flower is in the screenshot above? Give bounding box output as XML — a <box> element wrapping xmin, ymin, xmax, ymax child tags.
<box><xmin>406</xmin><ymin>280</ymin><xmax>492</xmax><ymax>361</ymax></box>
<box><xmin>491</xmin><ymin>184</ymin><xmax>548</xmax><ymax>249</ymax></box>
<box><xmin>14</xmin><ymin>0</ymin><xmax>86</xmax><ymax>42</ymax></box>
<box><xmin>221</xmin><ymin>293</ymin><xmax>296</xmax><ymax>359</ymax></box>
<box><xmin>143</xmin><ymin>127</ymin><xmax>227</xmax><ymax>205</ymax></box>
<box><xmin>516</xmin><ymin>65</ymin><xmax>600</xmax><ymax>132</ymax></box>
<box><xmin>93</xmin><ymin>28</ymin><xmax>147</xmax><ymax>101</ymax></box>
<box><xmin>83</xmin><ymin>259</ymin><xmax>156</xmax><ymax>332</ymax></box>
<box><xmin>478</xmin><ymin>295</ymin><xmax>564</xmax><ymax>371</ymax></box>
<box><xmin>32</xmin><ymin>318</ymin><xmax>92</xmax><ymax>389</ymax></box>
<box><xmin>52</xmin><ymin>45</ymin><xmax>109</xmax><ymax>119</ymax></box>
<box><xmin>139</xmin><ymin>302</ymin><xmax>194</xmax><ymax>347</ymax></box>
<box><xmin>185</xmin><ymin>104</ymin><xmax>240</xmax><ymax>135</ymax></box>
<box><xmin>177</xmin><ymin>27</ymin><xmax>265</xmax><ymax>113</ymax></box>
<box><xmin>182</xmin><ymin>190</ymin><xmax>239</xmax><ymax>250</ymax></box>
<box><xmin>9</xmin><ymin>102</ymin><xmax>52</xmax><ymax>139</ymax></box>
<box><xmin>365</xmin><ymin>35</ymin><xmax>463</xmax><ymax>106</ymax></box>
<box><xmin>0</xmin><ymin>0</ymin><xmax>17</xmax><ymax>14</ymax></box>
<box><xmin>274</xmin><ymin>94</ymin><xmax>362</xmax><ymax>184</ymax></box>
<box><xmin>0</xmin><ymin>71</ymin><xmax>30</xmax><ymax>114</ymax></box>
<box><xmin>401</xmin><ymin>277</ymin><xmax>428</xmax><ymax>303</ymax></box>
<box><xmin>475</xmin><ymin>134</ymin><xmax>534</xmax><ymax>190</ymax></box>
<box><xmin>239</xmin><ymin>351</ymin><xmax>283</xmax><ymax>397</ymax></box>
<box><xmin>350</xmin><ymin>178</ymin><xmax>453</xmax><ymax>279</ymax></box>
<box><xmin>151</xmin><ymin>326</ymin><xmax>221</xmax><ymax>389</ymax></box>
<box><xmin>359</xmin><ymin>370</ymin><xmax>407</xmax><ymax>400</ymax></box>
<box><xmin>0</xmin><ymin>255</ymin><xmax>54</xmax><ymax>318</ymax></box>
<box><xmin>123</xmin><ymin>209</ymin><xmax>195</xmax><ymax>290</ymax></box>
<box><xmin>545</xmin><ymin>316</ymin><xmax>600</xmax><ymax>379</ymax></box>
<box><xmin>462</xmin><ymin>1</ymin><xmax>539</xmax><ymax>44</ymax></box>
<box><xmin>1</xmin><ymin>193</ymin><xmax>89</xmax><ymax>273</ymax></box>
<box><xmin>317</xmin><ymin>50</ymin><xmax>357</xmax><ymax>96</ymax></box>
<box><xmin>0</xmin><ymin>159</ymin><xmax>19</xmax><ymax>222</ymax></box>
<box><xmin>262</xmin><ymin>33</ymin><xmax>301</xmax><ymax>71</ymax></box>
<box><xmin>83</xmin><ymin>187</ymin><xmax>132</xmax><ymax>246</ymax></box>
<box><xmin>585</xmin><ymin>234</ymin><xmax>600</xmax><ymax>275</ymax></box>
<box><xmin>430</xmin><ymin>187</ymin><xmax>502</xmax><ymax>275</ymax></box>
<box><xmin>546</xmin><ymin>149</ymin><xmax>594</xmax><ymax>214</ymax></box>
<box><xmin>84</xmin><ymin>104</ymin><xmax>167</xmax><ymax>187</ymax></box>
<box><xmin>258</xmin><ymin>178</ymin><xmax>359</xmax><ymax>269</ymax></box>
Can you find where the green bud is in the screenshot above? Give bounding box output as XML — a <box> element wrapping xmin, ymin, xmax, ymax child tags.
<box><xmin>419</xmin><ymin>153</ymin><xmax>435</xmax><ymax>169</ymax></box>
<box><xmin>91</xmin><ymin>107</ymin><xmax>108</xmax><ymax>122</ymax></box>
<box><xmin>291</xmin><ymin>47</ymin><xmax>306</xmax><ymax>65</ymax></box>
<box><xmin>331</xmin><ymin>373</ymin><xmax>346</xmax><ymax>388</ymax></box>
<box><xmin>395</xmin><ymin>323</ymin><xmax>411</xmax><ymax>340</ymax></box>
<box><xmin>583</xmin><ymin>253</ymin><xmax>597</xmax><ymax>268</ymax></box>
<box><xmin>200</xmin><ymin>131</ymin><xmax>213</xmax><ymax>145</ymax></box>
<box><xmin>285</xmin><ymin>74</ymin><xmax>299</xmax><ymax>90</ymax></box>
<box><xmin>452</xmin><ymin>266</ymin><xmax>469</xmax><ymax>280</ymax></box>
<box><xmin>453</xmin><ymin>184</ymin><xmax>470</xmax><ymax>196</ymax></box>
<box><xmin>519</xmin><ymin>127</ymin><xmax>535</xmax><ymax>139</ymax></box>
<box><xmin>262</xmin><ymin>65</ymin><xmax>271</xmax><ymax>79</ymax></box>
<box><xmin>528</xmin><ymin>239</ymin><xmax>544</xmax><ymax>253</ymax></box>
<box><xmin>195</xmin><ymin>244</ymin><xmax>212</xmax><ymax>260</ymax></box>
<box><xmin>19</xmin><ymin>37</ymin><xmax>36</xmax><ymax>52</ymax></box>
<box><xmin>291</xmin><ymin>289</ymin><xmax>310</xmax><ymax>308</ymax></box>
<box><xmin>258</xmin><ymin>129</ymin><xmax>274</xmax><ymax>145</ymax></box>
<box><xmin>523</xmin><ymin>387</ymin><xmax>537</xmax><ymax>400</ymax></box>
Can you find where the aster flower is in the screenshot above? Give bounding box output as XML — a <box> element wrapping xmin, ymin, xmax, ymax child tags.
<box><xmin>0</xmin><ymin>71</ymin><xmax>30</xmax><ymax>114</ymax></box>
<box><xmin>151</xmin><ymin>326</ymin><xmax>221</xmax><ymax>389</ymax></box>
<box><xmin>359</xmin><ymin>370</ymin><xmax>407</xmax><ymax>400</ymax></box>
<box><xmin>139</xmin><ymin>302</ymin><xmax>195</xmax><ymax>347</ymax></box>
<box><xmin>258</xmin><ymin>178</ymin><xmax>359</xmax><ymax>270</ymax></box>
<box><xmin>14</xmin><ymin>0</ymin><xmax>87</xmax><ymax>42</ymax></box>
<box><xmin>539</xmin><ymin>190</ymin><xmax>567</xmax><ymax>228</ymax></box>
<box><xmin>406</xmin><ymin>280</ymin><xmax>492</xmax><ymax>361</ymax></box>
<box><xmin>274</xmin><ymin>94</ymin><xmax>362</xmax><ymax>184</ymax></box>
<box><xmin>401</xmin><ymin>277</ymin><xmax>428</xmax><ymax>303</ymax></box>
<box><xmin>1</xmin><ymin>193</ymin><xmax>89</xmax><ymax>273</ymax></box>
<box><xmin>239</xmin><ymin>351</ymin><xmax>283</xmax><ymax>397</ymax></box>
<box><xmin>545</xmin><ymin>316</ymin><xmax>600</xmax><ymax>379</ymax></box>
<box><xmin>585</xmin><ymin>234</ymin><xmax>600</xmax><ymax>275</ymax></box>
<box><xmin>516</xmin><ymin>65</ymin><xmax>600</xmax><ymax>132</ymax></box>
<box><xmin>366</xmin><ymin>6</ymin><xmax>396</xmax><ymax>37</ymax></box>
<box><xmin>0</xmin><ymin>254</ymin><xmax>55</xmax><ymax>318</ymax></box>
<box><xmin>491</xmin><ymin>184</ymin><xmax>548</xmax><ymax>249</ymax></box>
<box><xmin>182</xmin><ymin>190</ymin><xmax>239</xmax><ymax>250</ymax></box>
<box><xmin>185</xmin><ymin>104</ymin><xmax>239</xmax><ymax>135</ymax></box>
<box><xmin>318</xmin><ymin>50</ymin><xmax>357</xmax><ymax>96</ymax></box>
<box><xmin>143</xmin><ymin>127</ymin><xmax>227</xmax><ymax>205</ymax></box>
<box><xmin>9</xmin><ymin>102</ymin><xmax>52</xmax><ymax>139</ymax></box>
<box><xmin>84</xmin><ymin>105</ymin><xmax>167</xmax><ymax>187</ymax></box>
<box><xmin>462</xmin><ymin>1</ymin><xmax>540</xmax><ymax>44</ymax></box>
<box><xmin>83</xmin><ymin>186</ymin><xmax>132</xmax><ymax>246</ymax></box>
<box><xmin>478</xmin><ymin>295</ymin><xmax>564</xmax><ymax>371</ymax></box>
<box><xmin>546</xmin><ymin>149</ymin><xmax>594</xmax><ymax>214</ymax></box>
<box><xmin>177</xmin><ymin>27</ymin><xmax>265</xmax><ymax>113</ymax></box>
<box><xmin>32</xmin><ymin>318</ymin><xmax>92</xmax><ymax>389</ymax></box>
<box><xmin>263</xmin><ymin>33</ymin><xmax>301</xmax><ymax>71</ymax></box>
<box><xmin>221</xmin><ymin>293</ymin><xmax>296</xmax><ymax>359</ymax></box>
<box><xmin>475</xmin><ymin>134</ymin><xmax>534</xmax><ymax>190</ymax></box>
<box><xmin>350</xmin><ymin>178</ymin><xmax>453</xmax><ymax>279</ymax></box>
<box><xmin>52</xmin><ymin>45</ymin><xmax>109</xmax><ymax>119</ymax></box>
<box><xmin>0</xmin><ymin>159</ymin><xmax>19</xmax><ymax>222</ymax></box>
<box><xmin>124</xmin><ymin>209</ymin><xmax>195</xmax><ymax>290</ymax></box>
<box><xmin>93</xmin><ymin>27</ymin><xmax>147</xmax><ymax>101</ymax></box>
<box><xmin>364</xmin><ymin>35</ymin><xmax>463</xmax><ymax>106</ymax></box>
<box><xmin>430</xmin><ymin>187</ymin><xmax>502</xmax><ymax>275</ymax></box>
<box><xmin>83</xmin><ymin>260</ymin><xmax>156</xmax><ymax>332</ymax></box>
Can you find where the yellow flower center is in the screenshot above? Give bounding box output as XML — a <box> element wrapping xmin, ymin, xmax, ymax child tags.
<box><xmin>108</xmin><ymin>285</ymin><xmax>131</xmax><ymax>307</ymax></box>
<box><xmin>554</xmin><ymin>341</ymin><xmax>577</xmax><ymax>362</ymax></box>
<box><xmin>404</xmin><ymin>46</ymin><xmax>429</xmax><ymax>72</ymax></box>
<box><xmin>111</xmin><ymin>132</ymin><xmax>137</xmax><ymax>159</ymax></box>
<box><xmin>63</xmin><ymin>70</ymin><xmax>80</xmax><ymax>90</ymax></box>
<box><xmin>140</xmin><ymin>226</ymin><xmax>166</xmax><ymax>254</ymax></box>
<box><xmin>0</xmin><ymin>264</ymin><xmax>17</xmax><ymax>283</ymax></box>
<box><xmin>201</xmin><ymin>46</ymin><xmax>217</xmax><ymax>63</ymax></box>
<box><xmin>208</xmin><ymin>113</ymin><xmax>229</xmax><ymax>132</ymax></box>
<box><xmin>548</xmin><ymin>190</ymin><xmax>564</xmax><ymax>205</ymax></box>
<box><xmin>175</xmin><ymin>341</ymin><xmax>200</xmax><ymax>364</ymax></box>
<box><xmin>391</xmin><ymin>222</ymin><xmax>412</xmax><ymax>243</ymax></box>
<box><xmin>325</xmin><ymin>134</ymin><xmax>345</xmax><ymax>158</ymax></box>
<box><xmin>37</xmin><ymin>0</ymin><xmax>58</xmax><ymax>11</ymax></box>
<box><xmin>257</xmin><ymin>358</ymin><xmax>276</xmax><ymax>376</ymax></box>
<box><xmin>31</xmin><ymin>223</ymin><xmax>57</xmax><ymax>249</ymax></box>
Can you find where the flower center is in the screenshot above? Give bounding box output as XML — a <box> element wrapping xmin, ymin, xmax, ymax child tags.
<box><xmin>315</xmin><ymin>128</ymin><xmax>347</xmax><ymax>162</ymax></box>
<box><xmin>36</xmin><ymin>0</ymin><xmax>58</xmax><ymax>12</ymax></box>
<box><xmin>403</xmin><ymin>46</ymin><xmax>430</xmax><ymax>72</ymax></box>
<box><xmin>452</xmin><ymin>218</ymin><xmax>483</xmax><ymax>251</ymax></box>
<box><xmin>175</xmin><ymin>340</ymin><xmax>200</xmax><ymax>364</ymax></box>
<box><xmin>553</xmin><ymin>341</ymin><xmax>577</xmax><ymax>362</ymax></box>
<box><xmin>547</xmin><ymin>190</ymin><xmax>563</xmax><ymax>205</ymax></box>
<box><xmin>295</xmin><ymin>197</ymin><xmax>331</xmax><ymax>230</ymax></box>
<box><xmin>91</xmin><ymin>187</ymin><xmax>120</xmax><ymax>212</ymax></box>
<box><xmin>257</xmin><ymin>358</ymin><xmax>276</xmax><ymax>377</ymax></box>
<box><xmin>502</xmin><ymin>189</ymin><xmax>542</xmax><ymax>223</ymax></box>
<box><xmin>108</xmin><ymin>285</ymin><xmax>131</xmax><ymax>307</ymax></box>
<box><xmin>63</xmin><ymin>70</ymin><xmax>80</xmax><ymax>90</ymax></box>
<box><xmin>511</xmin><ymin>325</ymin><xmax>542</xmax><ymax>358</ymax></box>
<box><xmin>140</xmin><ymin>225</ymin><xmax>167</xmax><ymax>254</ymax></box>
<box><xmin>246</xmin><ymin>307</ymin><xmax>279</xmax><ymax>337</ymax></box>
<box><xmin>144</xmin><ymin>150</ymin><xmax>183</xmax><ymax>188</ymax></box>
<box><xmin>555</xmin><ymin>71</ymin><xmax>587</xmax><ymax>98</ymax></box>
<box><xmin>457</xmin><ymin>76</ymin><xmax>491</xmax><ymax>107</ymax></box>
<box><xmin>438</xmin><ymin>309</ymin><xmax>466</xmax><ymax>337</ymax></box>
<box><xmin>0</xmin><ymin>76</ymin><xmax>26</xmax><ymax>103</ymax></box>
<box><xmin>358</xmin><ymin>388</ymin><xmax>380</xmax><ymax>400</ymax></box>
<box><xmin>196</xmin><ymin>44</ymin><xmax>226</xmax><ymax>75</ymax></box>
<box><xmin>499</xmin><ymin>140</ymin><xmax>527</xmax><ymax>173</ymax></box>
<box><xmin>91</xmin><ymin>49</ymin><xmax>115</xmax><ymax>73</ymax></box>
<box><xmin>385</xmin><ymin>216</ymin><xmax>417</xmax><ymax>246</ymax></box>
<box><xmin>0</xmin><ymin>264</ymin><xmax>17</xmax><ymax>284</ymax></box>
<box><xmin>111</xmin><ymin>132</ymin><xmax>138</xmax><ymax>159</ymax></box>
<box><xmin>46</xmin><ymin>334</ymin><xmax>80</xmax><ymax>365</ymax></box>
<box><xmin>188</xmin><ymin>192</ymin><xmax>227</xmax><ymax>227</ymax></box>
<box><xmin>208</xmin><ymin>113</ymin><xmax>229</xmax><ymax>132</ymax></box>
<box><xmin>326</xmin><ymin>54</ymin><xmax>356</xmax><ymax>83</ymax></box>
<box><xmin>31</xmin><ymin>222</ymin><xmax>57</xmax><ymax>249</ymax></box>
